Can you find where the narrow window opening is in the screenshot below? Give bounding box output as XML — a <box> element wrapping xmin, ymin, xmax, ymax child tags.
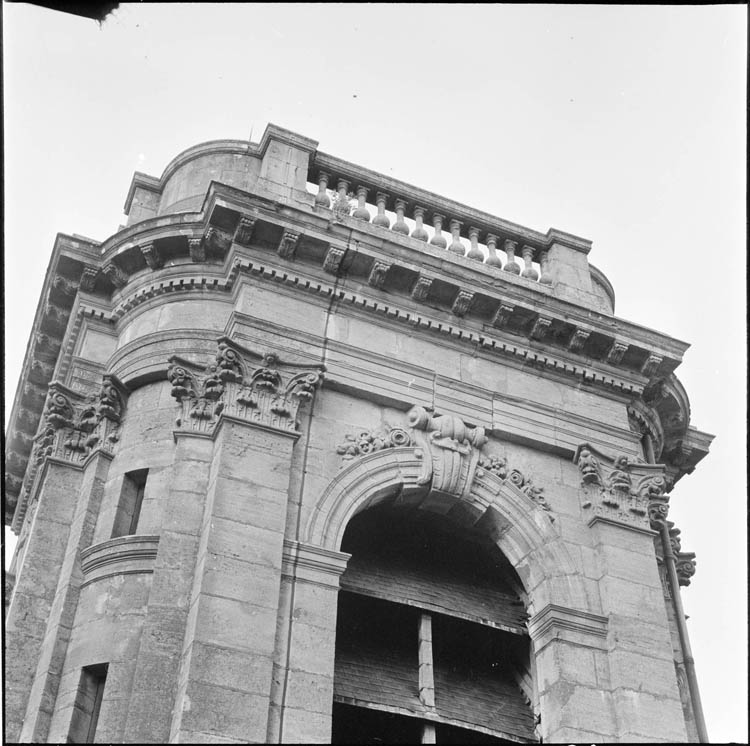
<box><xmin>111</xmin><ymin>469</ymin><xmax>148</xmax><ymax>538</ymax></box>
<box><xmin>67</xmin><ymin>663</ymin><xmax>108</xmax><ymax>743</ymax></box>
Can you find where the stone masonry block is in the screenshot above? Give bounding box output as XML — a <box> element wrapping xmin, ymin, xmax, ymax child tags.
<box><xmin>607</xmin><ymin>614</ymin><xmax>678</xmax><ymax>660</ymax></box>
<box><xmin>287</xmin><ymin>621</ymin><xmax>337</xmax><ymax>676</ymax></box>
<box><xmin>612</xmin><ymin>688</ymin><xmax>687</xmax><ymax>742</ymax></box>
<box><xmin>592</xmin><ymin>520</ymin><xmax>657</xmax><ymax>553</ymax></box>
<box><xmin>175</xmin><ymin>730</ymin><xmax>247</xmax><ymax>744</ymax></box>
<box><xmin>201</xmin><ymin>552</ymin><xmax>281</xmax><ymax>608</ymax></box>
<box><xmin>204</xmin><ymin>516</ymin><xmax>284</xmax><ymax>570</ymax></box>
<box><xmin>170</xmin><ymin>458</ymin><xmax>211</xmax><ymax>494</ymax></box>
<box><xmin>186</xmin><ymin>641</ymin><xmax>273</xmax><ymax>696</ymax></box>
<box><xmin>192</xmin><ymin>594</ymin><xmax>279</xmax><ymax>655</ymax></box>
<box><xmin>279</xmin><ymin>706</ymin><xmax>332</xmax><ymax>744</ymax></box>
<box><xmin>284</xmin><ymin>669</ymin><xmax>335</xmax><ymax>716</ymax></box>
<box><xmin>173</xmin><ymin>433</ymin><xmax>217</xmax><ymax>462</ymax></box>
<box><xmin>215</xmin><ymin>430</ymin><xmax>294</xmax><ymax>490</ymax></box>
<box><xmin>210</xmin><ymin>475</ymin><xmax>288</xmax><ymax>532</ymax></box>
<box><xmin>288</xmin><ymin>582</ymin><xmax>340</xmax><ymax>631</ymax></box>
<box><xmin>148</xmin><ymin>567</ymin><xmax>194</xmax><ymax>611</ymax></box>
<box><xmin>160</xmin><ymin>490</ymin><xmax>207</xmax><ymax>535</ymax></box>
<box><xmin>608</xmin><ymin>648</ymin><xmax>683</xmax><ymax>699</ymax></box>
<box><xmin>600</xmin><ymin>576</ymin><xmax>667</xmax><ymax>622</ymax></box>
<box><xmin>537</xmin><ymin>641</ymin><xmax>599</xmax><ymax>691</ymax></box>
<box><xmin>595</xmin><ymin>542</ymin><xmax>663</xmax><ymax>587</ymax></box>
<box><xmin>5</xmin><ymin>592</ymin><xmax>54</xmax><ymax>638</ymax></box>
<box><xmin>539</xmin><ymin>682</ymin><xmax>617</xmax><ymax>737</ymax></box>
<box><xmin>176</xmin><ymin>681</ymin><xmax>270</xmax><ymax>742</ymax></box>
<box><xmin>153</xmin><ymin>531</ymin><xmax>201</xmax><ymax>571</ymax></box>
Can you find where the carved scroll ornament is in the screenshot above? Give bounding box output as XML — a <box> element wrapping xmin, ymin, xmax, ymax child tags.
<box><xmin>17</xmin><ymin>375</ymin><xmax>126</xmax><ymax>529</ymax></box>
<box><xmin>168</xmin><ymin>336</ymin><xmax>325</xmax><ymax>435</ymax></box>
<box><xmin>575</xmin><ymin>443</ymin><xmax>668</xmax><ymax>529</ymax></box>
<box><xmin>335</xmin><ymin>406</ymin><xmax>553</xmax><ymax>519</ymax></box>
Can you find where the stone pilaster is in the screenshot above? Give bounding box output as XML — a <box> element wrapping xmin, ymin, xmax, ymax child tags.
<box><xmin>270</xmin><ymin>541</ymin><xmax>350</xmax><ymax>744</ymax></box>
<box><xmin>34</xmin><ymin>451</ymin><xmax>113</xmax><ymax>742</ymax></box>
<box><xmin>4</xmin><ymin>460</ymin><xmax>83</xmax><ymax>741</ymax></box>
<box><xmin>574</xmin><ymin>443</ymin><xmax>688</xmax><ymax>742</ymax></box>
<box><xmin>121</xmin><ymin>432</ymin><xmax>214</xmax><ymax>743</ymax></box>
<box><xmin>591</xmin><ymin>520</ymin><xmax>688</xmax><ymax>742</ymax></box>
<box><xmin>529</xmin><ymin>604</ymin><xmax>616</xmax><ymax>742</ymax></box>
<box><xmin>168</xmin><ymin>418</ymin><xmax>298</xmax><ymax>743</ymax></box>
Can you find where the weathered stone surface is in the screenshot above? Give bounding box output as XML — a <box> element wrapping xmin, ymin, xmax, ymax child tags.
<box><xmin>5</xmin><ymin>124</ymin><xmax>712</xmax><ymax>745</ymax></box>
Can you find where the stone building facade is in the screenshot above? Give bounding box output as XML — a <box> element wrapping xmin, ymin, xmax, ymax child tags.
<box><xmin>4</xmin><ymin>124</ymin><xmax>713</xmax><ymax>743</ymax></box>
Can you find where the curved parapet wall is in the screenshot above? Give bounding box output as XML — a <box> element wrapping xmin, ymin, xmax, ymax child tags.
<box><xmin>589</xmin><ymin>263</ymin><xmax>616</xmax><ymax>314</ymax></box>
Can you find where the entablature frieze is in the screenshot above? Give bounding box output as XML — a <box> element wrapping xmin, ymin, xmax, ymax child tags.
<box><xmin>88</xmin><ymin>181</ymin><xmax>690</xmax><ymax>382</ymax></box>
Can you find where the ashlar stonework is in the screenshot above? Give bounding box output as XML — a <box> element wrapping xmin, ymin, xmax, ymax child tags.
<box><xmin>4</xmin><ymin>124</ymin><xmax>713</xmax><ymax>743</ymax></box>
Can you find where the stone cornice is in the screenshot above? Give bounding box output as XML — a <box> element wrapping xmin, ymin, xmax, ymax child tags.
<box><xmin>200</xmin><ymin>182</ymin><xmax>690</xmax><ymax>362</ymax></box>
<box><xmin>5</xmin><ymin>234</ymin><xmax>101</xmax><ymax>523</ymax></box>
<box><xmin>281</xmin><ymin>539</ymin><xmax>350</xmax><ymax>588</ymax></box>
<box><xmin>80</xmin><ymin>535</ymin><xmax>160</xmax><ymax>587</ymax></box>
<box><xmin>78</xmin><ymin>182</ymin><xmax>693</xmax><ymax>375</ymax></box>
<box><xmin>527</xmin><ymin>604</ymin><xmax>609</xmax><ymax>652</ymax></box>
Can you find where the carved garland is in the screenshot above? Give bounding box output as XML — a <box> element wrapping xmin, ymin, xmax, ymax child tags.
<box><xmin>168</xmin><ymin>336</ymin><xmax>325</xmax><ymax>435</ymax></box>
<box><xmin>335</xmin><ymin>407</ymin><xmax>553</xmax><ymax>518</ymax></box>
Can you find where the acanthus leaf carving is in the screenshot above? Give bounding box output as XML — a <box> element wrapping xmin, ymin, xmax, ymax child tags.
<box><xmin>368</xmin><ymin>261</ymin><xmax>390</xmax><ymax>289</ymax></box>
<box><xmin>323</xmin><ymin>246</ymin><xmax>345</xmax><ymax>275</ymax></box>
<box><xmin>404</xmin><ymin>406</ymin><xmax>486</xmax><ymax>498</ymax></box>
<box><xmin>411</xmin><ymin>275</ymin><xmax>432</xmax><ymax>302</ymax></box>
<box><xmin>278</xmin><ymin>230</ymin><xmax>300</xmax><ymax>260</ymax></box>
<box><xmin>102</xmin><ymin>263</ymin><xmax>127</xmax><ymax>289</ymax></box>
<box><xmin>29</xmin><ymin>376</ymin><xmax>128</xmax><ymax>473</ymax></box>
<box><xmin>451</xmin><ymin>290</ymin><xmax>474</xmax><ymax>317</ymax></box>
<box><xmin>79</xmin><ymin>265</ymin><xmax>98</xmax><ymax>292</ymax></box>
<box><xmin>575</xmin><ymin>443</ymin><xmax>664</xmax><ymax>529</ymax></box>
<box><xmin>140</xmin><ymin>242</ymin><xmax>163</xmax><ymax>269</ymax></box>
<box><xmin>169</xmin><ymin>338</ymin><xmax>325</xmax><ymax>435</ymax></box>
<box><xmin>204</xmin><ymin>226</ymin><xmax>232</xmax><ymax>254</ymax></box>
<box><xmin>234</xmin><ymin>216</ymin><xmax>257</xmax><ymax>246</ymax></box>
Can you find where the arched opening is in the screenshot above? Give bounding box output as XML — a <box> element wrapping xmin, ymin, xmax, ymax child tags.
<box><xmin>331</xmin><ymin>504</ymin><xmax>538</xmax><ymax>744</ymax></box>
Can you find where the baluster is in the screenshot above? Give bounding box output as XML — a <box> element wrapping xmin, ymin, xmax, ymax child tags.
<box><xmin>372</xmin><ymin>192</ymin><xmax>391</xmax><ymax>228</ymax></box>
<box><xmin>352</xmin><ymin>186</ymin><xmax>371</xmax><ymax>221</ymax></box>
<box><xmin>503</xmin><ymin>239</ymin><xmax>521</xmax><ymax>274</ymax></box>
<box><xmin>539</xmin><ymin>250</ymin><xmax>552</xmax><ymax>284</ymax></box>
<box><xmin>411</xmin><ymin>206</ymin><xmax>429</xmax><ymax>241</ymax></box>
<box><xmin>392</xmin><ymin>199</ymin><xmax>410</xmax><ymax>235</ymax></box>
<box><xmin>332</xmin><ymin>180</ymin><xmax>352</xmax><ymax>220</ymax></box>
<box><xmin>315</xmin><ymin>172</ymin><xmax>331</xmax><ymax>208</ymax></box>
<box><xmin>467</xmin><ymin>226</ymin><xmax>483</xmax><ymax>261</ymax></box>
<box><xmin>448</xmin><ymin>220</ymin><xmax>465</xmax><ymax>256</ymax></box>
<box><xmin>485</xmin><ymin>234</ymin><xmax>502</xmax><ymax>268</ymax></box>
<box><xmin>521</xmin><ymin>245</ymin><xmax>539</xmax><ymax>281</ymax></box>
<box><xmin>429</xmin><ymin>214</ymin><xmax>447</xmax><ymax>249</ymax></box>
